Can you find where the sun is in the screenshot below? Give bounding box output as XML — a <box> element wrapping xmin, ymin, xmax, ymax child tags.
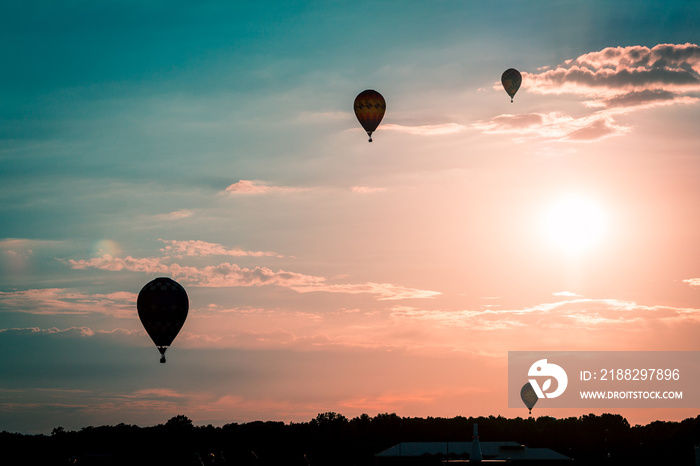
<box><xmin>542</xmin><ymin>197</ymin><xmax>607</xmax><ymax>255</ymax></box>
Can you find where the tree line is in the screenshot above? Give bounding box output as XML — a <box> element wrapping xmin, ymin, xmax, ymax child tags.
<box><xmin>1</xmin><ymin>412</ymin><xmax>699</xmax><ymax>465</ymax></box>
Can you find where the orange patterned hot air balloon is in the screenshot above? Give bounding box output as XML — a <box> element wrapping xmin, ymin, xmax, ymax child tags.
<box><xmin>353</xmin><ymin>89</ymin><xmax>386</xmax><ymax>142</ymax></box>
<box><xmin>501</xmin><ymin>68</ymin><xmax>522</xmax><ymax>103</ymax></box>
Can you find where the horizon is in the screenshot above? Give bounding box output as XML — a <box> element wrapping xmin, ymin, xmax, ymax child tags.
<box><xmin>11</xmin><ymin>411</ymin><xmax>700</xmax><ymax>437</ymax></box>
<box><xmin>1</xmin><ymin>1</ymin><xmax>700</xmax><ymax>435</ymax></box>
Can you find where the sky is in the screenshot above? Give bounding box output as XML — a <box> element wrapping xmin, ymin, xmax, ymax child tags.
<box><xmin>1</xmin><ymin>0</ymin><xmax>700</xmax><ymax>434</ymax></box>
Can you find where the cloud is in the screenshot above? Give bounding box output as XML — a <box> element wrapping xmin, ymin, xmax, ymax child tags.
<box><xmin>291</xmin><ymin>282</ymin><xmax>441</xmax><ymax>300</ymax></box>
<box><xmin>0</xmin><ymin>238</ymin><xmax>61</xmax><ymax>251</ymax></box>
<box><xmin>390</xmin><ymin>298</ymin><xmax>700</xmax><ymax>332</ymax></box>
<box><xmin>129</xmin><ymin>388</ymin><xmax>188</xmax><ymax>399</ymax></box>
<box><xmin>169</xmin><ymin>263</ymin><xmax>441</xmax><ymax>300</ymax></box>
<box><xmin>478</xmin><ymin>43</ymin><xmax>700</xmax><ymax>142</ymax></box>
<box><xmin>0</xmin><ymin>326</ymin><xmax>96</xmax><ymax>337</ymax></box>
<box><xmin>524</xmin><ymin>43</ymin><xmax>700</xmax><ymax>104</ymax></box>
<box><xmin>553</xmin><ymin>291</ymin><xmax>582</xmax><ymax>297</ymax></box>
<box><xmin>174</xmin><ymin>263</ymin><xmax>326</xmax><ymax>288</ymax></box>
<box><xmin>224</xmin><ymin>180</ymin><xmax>310</xmax><ymax>195</ymax></box>
<box><xmin>683</xmin><ymin>278</ymin><xmax>700</xmax><ymax>287</ymax></box>
<box><xmin>585</xmin><ymin>90</ymin><xmax>699</xmax><ymax>109</ymax></box>
<box><xmin>381</xmin><ymin>123</ymin><xmax>466</xmax><ymax>136</ymax></box>
<box><xmin>64</xmin><ymin>254</ymin><xmax>440</xmax><ymax>300</ymax></box>
<box><xmin>337</xmin><ymin>389</ymin><xmax>438</xmax><ymax>412</ymax></box>
<box><xmin>351</xmin><ymin>186</ymin><xmax>387</xmax><ymax>194</ymax></box>
<box><xmin>152</xmin><ymin>209</ymin><xmax>193</xmax><ymax>221</ymax></box>
<box><xmin>473</xmin><ymin>111</ymin><xmax>630</xmax><ymax>142</ymax></box>
<box><xmin>159</xmin><ymin>239</ymin><xmax>283</xmax><ymax>258</ymax></box>
<box><xmin>67</xmin><ymin>255</ymin><xmax>169</xmax><ymax>273</ymax></box>
<box><xmin>0</xmin><ymin>289</ymin><xmax>137</xmax><ymax>317</ymax></box>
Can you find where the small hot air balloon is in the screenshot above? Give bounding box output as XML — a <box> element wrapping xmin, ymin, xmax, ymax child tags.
<box><xmin>501</xmin><ymin>68</ymin><xmax>522</xmax><ymax>103</ymax></box>
<box><xmin>521</xmin><ymin>382</ymin><xmax>538</xmax><ymax>415</ymax></box>
<box><xmin>137</xmin><ymin>277</ymin><xmax>189</xmax><ymax>363</ymax></box>
<box><xmin>353</xmin><ymin>89</ymin><xmax>386</xmax><ymax>142</ymax></box>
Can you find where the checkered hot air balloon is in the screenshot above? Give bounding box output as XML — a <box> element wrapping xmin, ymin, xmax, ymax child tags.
<box><xmin>137</xmin><ymin>277</ymin><xmax>189</xmax><ymax>363</ymax></box>
<box><xmin>501</xmin><ymin>68</ymin><xmax>522</xmax><ymax>103</ymax></box>
<box><xmin>353</xmin><ymin>89</ymin><xmax>386</xmax><ymax>142</ymax></box>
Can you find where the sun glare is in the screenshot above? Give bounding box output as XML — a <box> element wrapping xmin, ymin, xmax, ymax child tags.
<box><xmin>543</xmin><ymin>197</ymin><xmax>607</xmax><ymax>255</ymax></box>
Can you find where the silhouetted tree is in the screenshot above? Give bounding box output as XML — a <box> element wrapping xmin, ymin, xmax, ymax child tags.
<box><xmin>4</xmin><ymin>412</ymin><xmax>699</xmax><ymax>466</ymax></box>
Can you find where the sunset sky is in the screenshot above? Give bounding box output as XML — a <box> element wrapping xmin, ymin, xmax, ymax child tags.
<box><xmin>2</xmin><ymin>1</ymin><xmax>700</xmax><ymax>434</ymax></box>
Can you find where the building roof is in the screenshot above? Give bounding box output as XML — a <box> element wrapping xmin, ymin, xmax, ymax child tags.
<box><xmin>375</xmin><ymin>441</ymin><xmax>571</xmax><ymax>461</ymax></box>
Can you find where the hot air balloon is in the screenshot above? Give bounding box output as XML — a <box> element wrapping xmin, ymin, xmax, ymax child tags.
<box><xmin>521</xmin><ymin>382</ymin><xmax>538</xmax><ymax>414</ymax></box>
<box><xmin>501</xmin><ymin>68</ymin><xmax>522</xmax><ymax>103</ymax></box>
<box><xmin>137</xmin><ymin>277</ymin><xmax>189</xmax><ymax>363</ymax></box>
<box><xmin>353</xmin><ymin>89</ymin><xmax>386</xmax><ymax>142</ymax></box>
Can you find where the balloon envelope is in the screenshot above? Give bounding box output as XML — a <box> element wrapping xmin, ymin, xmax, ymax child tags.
<box><xmin>501</xmin><ymin>68</ymin><xmax>522</xmax><ymax>102</ymax></box>
<box><xmin>137</xmin><ymin>277</ymin><xmax>189</xmax><ymax>363</ymax></box>
<box><xmin>353</xmin><ymin>89</ymin><xmax>386</xmax><ymax>142</ymax></box>
<box><xmin>521</xmin><ymin>382</ymin><xmax>538</xmax><ymax>414</ymax></box>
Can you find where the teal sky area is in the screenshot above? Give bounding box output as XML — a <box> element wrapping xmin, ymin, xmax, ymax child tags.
<box><xmin>1</xmin><ymin>1</ymin><xmax>700</xmax><ymax>434</ymax></box>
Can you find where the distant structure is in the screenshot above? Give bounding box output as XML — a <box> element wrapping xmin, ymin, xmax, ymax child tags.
<box><xmin>375</xmin><ymin>423</ymin><xmax>571</xmax><ymax>464</ymax></box>
<box><xmin>471</xmin><ymin>423</ymin><xmax>483</xmax><ymax>462</ymax></box>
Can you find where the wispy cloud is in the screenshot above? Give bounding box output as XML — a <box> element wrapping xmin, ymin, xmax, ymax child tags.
<box><xmin>64</xmin><ymin>254</ymin><xmax>440</xmax><ymax>300</ymax></box>
<box><xmin>553</xmin><ymin>291</ymin><xmax>582</xmax><ymax>297</ymax></box>
<box><xmin>67</xmin><ymin>255</ymin><xmax>169</xmax><ymax>273</ymax></box>
<box><xmin>382</xmin><ymin>123</ymin><xmax>466</xmax><ymax>136</ymax></box>
<box><xmin>152</xmin><ymin>209</ymin><xmax>193</xmax><ymax>221</ymax></box>
<box><xmin>0</xmin><ymin>326</ymin><xmax>96</xmax><ymax>336</ymax></box>
<box><xmin>159</xmin><ymin>239</ymin><xmax>283</xmax><ymax>258</ymax></box>
<box><xmin>0</xmin><ymin>239</ymin><xmax>65</xmax><ymax>268</ymax></box>
<box><xmin>0</xmin><ymin>238</ymin><xmax>63</xmax><ymax>251</ymax></box>
<box><xmin>390</xmin><ymin>298</ymin><xmax>700</xmax><ymax>331</ymax></box>
<box><xmin>291</xmin><ymin>282</ymin><xmax>441</xmax><ymax>301</ymax></box>
<box><xmin>0</xmin><ymin>289</ymin><xmax>137</xmax><ymax>317</ymax></box>
<box><xmin>473</xmin><ymin>111</ymin><xmax>630</xmax><ymax>141</ymax></box>
<box><xmin>224</xmin><ymin>180</ymin><xmax>310</xmax><ymax>195</ymax></box>
<box><xmin>351</xmin><ymin>186</ymin><xmax>387</xmax><ymax>194</ymax></box>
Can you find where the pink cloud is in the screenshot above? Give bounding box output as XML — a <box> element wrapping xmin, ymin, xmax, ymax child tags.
<box><xmin>337</xmin><ymin>389</ymin><xmax>439</xmax><ymax>412</ymax></box>
<box><xmin>351</xmin><ymin>186</ymin><xmax>387</xmax><ymax>194</ymax></box>
<box><xmin>585</xmin><ymin>90</ymin><xmax>699</xmax><ymax>109</ymax></box>
<box><xmin>381</xmin><ymin>123</ymin><xmax>466</xmax><ymax>136</ymax></box>
<box><xmin>524</xmin><ymin>43</ymin><xmax>700</xmax><ymax>105</ymax></box>
<box><xmin>390</xmin><ymin>298</ymin><xmax>700</xmax><ymax>334</ymax></box>
<box><xmin>0</xmin><ymin>326</ymin><xmax>95</xmax><ymax>336</ymax></box>
<box><xmin>159</xmin><ymin>239</ymin><xmax>283</xmax><ymax>258</ymax></box>
<box><xmin>225</xmin><ymin>180</ymin><xmax>309</xmax><ymax>195</ymax></box>
<box><xmin>68</xmin><ymin>255</ymin><xmax>168</xmax><ymax>273</ymax></box>
<box><xmin>64</xmin><ymin>254</ymin><xmax>440</xmax><ymax>300</ymax></box>
<box><xmin>172</xmin><ymin>262</ymin><xmax>325</xmax><ymax>288</ymax></box>
<box><xmin>129</xmin><ymin>388</ymin><xmax>187</xmax><ymax>399</ymax></box>
<box><xmin>553</xmin><ymin>291</ymin><xmax>581</xmax><ymax>297</ymax></box>
<box><xmin>178</xmin><ymin>264</ymin><xmax>440</xmax><ymax>300</ymax></box>
<box><xmin>563</xmin><ymin>114</ymin><xmax>631</xmax><ymax>141</ymax></box>
<box><xmin>153</xmin><ymin>209</ymin><xmax>193</xmax><ymax>221</ymax></box>
<box><xmin>474</xmin><ymin>111</ymin><xmax>630</xmax><ymax>142</ymax></box>
<box><xmin>478</xmin><ymin>43</ymin><xmax>700</xmax><ymax>142</ymax></box>
<box><xmin>291</xmin><ymin>282</ymin><xmax>441</xmax><ymax>300</ymax></box>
